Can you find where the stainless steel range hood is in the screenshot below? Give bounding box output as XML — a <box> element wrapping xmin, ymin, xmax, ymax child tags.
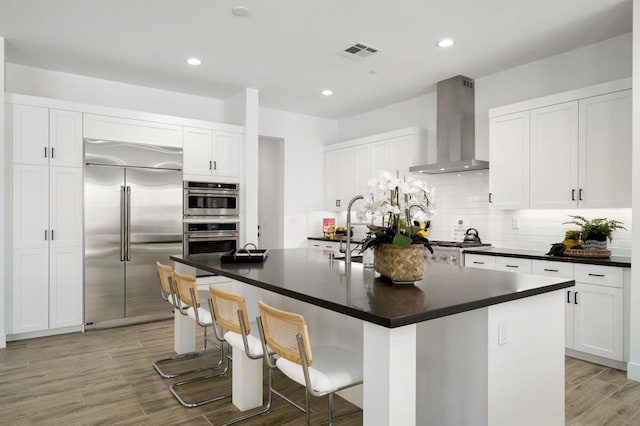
<box><xmin>410</xmin><ymin>75</ymin><xmax>489</xmax><ymax>174</ymax></box>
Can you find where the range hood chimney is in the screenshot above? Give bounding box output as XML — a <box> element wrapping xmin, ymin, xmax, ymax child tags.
<box><xmin>410</xmin><ymin>75</ymin><xmax>489</xmax><ymax>174</ymax></box>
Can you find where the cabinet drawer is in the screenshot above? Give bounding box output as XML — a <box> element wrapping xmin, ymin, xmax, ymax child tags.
<box><xmin>464</xmin><ymin>254</ymin><xmax>496</xmax><ymax>270</ymax></box>
<box><xmin>532</xmin><ymin>260</ymin><xmax>574</xmax><ymax>279</ymax></box>
<box><xmin>573</xmin><ymin>264</ymin><xmax>623</xmax><ymax>288</ymax></box>
<box><xmin>495</xmin><ymin>257</ymin><xmax>532</xmax><ymax>273</ymax></box>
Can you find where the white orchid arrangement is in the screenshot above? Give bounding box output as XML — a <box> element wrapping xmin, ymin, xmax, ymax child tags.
<box><xmin>360</xmin><ymin>170</ymin><xmax>435</xmax><ymax>252</ymax></box>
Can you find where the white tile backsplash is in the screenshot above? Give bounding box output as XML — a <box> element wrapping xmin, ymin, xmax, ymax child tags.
<box><xmin>307</xmin><ymin>172</ymin><xmax>631</xmax><ymax>256</ymax></box>
<box><xmin>421</xmin><ymin>171</ymin><xmax>632</xmax><ymax>256</ymax></box>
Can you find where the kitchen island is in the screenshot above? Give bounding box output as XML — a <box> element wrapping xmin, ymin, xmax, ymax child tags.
<box><xmin>172</xmin><ymin>249</ymin><xmax>574</xmax><ymax>426</ymax></box>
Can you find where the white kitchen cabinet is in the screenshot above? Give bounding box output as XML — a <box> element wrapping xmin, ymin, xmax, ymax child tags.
<box><xmin>13</xmin><ymin>105</ymin><xmax>83</xmax><ymax>167</ymax></box>
<box><xmin>488</xmin><ymin>111</ymin><xmax>530</xmax><ymax>209</ymax></box>
<box><xmin>83</xmin><ymin>113</ymin><xmax>182</xmax><ymax>148</ymax></box>
<box><xmin>578</xmin><ymin>90</ymin><xmax>632</xmax><ymax>208</ymax></box>
<box><xmin>307</xmin><ymin>240</ymin><xmax>342</xmax><ymax>255</ymax></box>
<box><xmin>571</xmin><ymin>283</ymin><xmax>623</xmax><ymax>361</ymax></box>
<box><xmin>12</xmin><ymin>248</ymin><xmax>50</xmax><ymax>333</ymax></box>
<box><xmin>10</xmin><ymin>104</ymin><xmax>83</xmax><ymax>334</ymax></box>
<box><xmin>489</xmin><ymin>82</ymin><xmax>631</xmax><ymax>210</ymax></box>
<box><xmin>183</xmin><ymin>127</ymin><xmax>241</xmax><ymax>180</ymax></box>
<box><xmin>324</xmin><ymin>127</ymin><xmax>427</xmax><ymax>210</ymax></box>
<box><xmin>464</xmin><ymin>254</ymin><xmax>496</xmax><ymax>270</ymax></box>
<box><xmin>49</xmin><ymin>246</ymin><xmax>83</xmax><ymax>329</ymax></box>
<box><xmin>529</xmin><ymin>102</ymin><xmax>579</xmax><ymax>208</ymax></box>
<box><xmin>495</xmin><ymin>257</ymin><xmax>532</xmax><ymax>274</ymax></box>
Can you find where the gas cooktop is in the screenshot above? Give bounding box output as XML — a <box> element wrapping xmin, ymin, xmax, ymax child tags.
<box><xmin>430</xmin><ymin>241</ymin><xmax>492</xmax><ymax>248</ymax></box>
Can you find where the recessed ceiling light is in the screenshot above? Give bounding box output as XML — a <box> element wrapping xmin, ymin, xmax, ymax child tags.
<box><xmin>321</xmin><ymin>89</ymin><xmax>334</xmax><ymax>96</ymax></box>
<box><xmin>232</xmin><ymin>5</ymin><xmax>251</xmax><ymax>16</ymax></box>
<box><xmin>186</xmin><ymin>57</ymin><xmax>202</xmax><ymax>66</ymax></box>
<box><xmin>437</xmin><ymin>38</ymin><xmax>455</xmax><ymax>48</ymax></box>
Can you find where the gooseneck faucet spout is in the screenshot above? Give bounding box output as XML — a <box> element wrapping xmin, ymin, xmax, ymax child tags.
<box><xmin>346</xmin><ymin>195</ymin><xmax>364</xmax><ymax>264</ymax></box>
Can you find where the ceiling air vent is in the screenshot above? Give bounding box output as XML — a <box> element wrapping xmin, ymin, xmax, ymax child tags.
<box><xmin>337</xmin><ymin>42</ymin><xmax>379</xmax><ymax>61</ymax></box>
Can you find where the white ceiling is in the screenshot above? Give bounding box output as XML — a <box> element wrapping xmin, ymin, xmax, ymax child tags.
<box><xmin>0</xmin><ymin>0</ymin><xmax>632</xmax><ymax>119</ymax></box>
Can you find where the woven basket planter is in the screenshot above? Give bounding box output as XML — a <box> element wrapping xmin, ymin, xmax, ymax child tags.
<box><xmin>374</xmin><ymin>243</ymin><xmax>424</xmax><ymax>283</ymax></box>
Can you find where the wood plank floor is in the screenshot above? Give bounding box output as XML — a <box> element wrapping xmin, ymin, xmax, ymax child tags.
<box><xmin>0</xmin><ymin>320</ymin><xmax>639</xmax><ymax>425</ymax></box>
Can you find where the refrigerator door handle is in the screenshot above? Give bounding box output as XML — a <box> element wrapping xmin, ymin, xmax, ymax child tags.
<box><xmin>120</xmin><ymin>185</ymin><xmax>126</xmax><ymax>261</ymax></box>
<box><xmin>126</xmin><ymin>186</ymin><xmax>132</xmax><ymax>261</ymax></box>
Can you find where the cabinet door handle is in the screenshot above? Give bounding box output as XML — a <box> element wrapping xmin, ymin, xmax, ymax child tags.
<box><xmin>213</xmin><ymin>160</ymin><xmax>217</xmax><ymax>170</ymax></box>
<box><xmin>336</xmin><ymin>199</ymin><xmax>341</xmax><ymax>207</ymax></box>
<box><xmin>505</xmin><ymin>265</ymin><xmax>519</xmax><ymax>268</ymax></box>
<box><xmin>473</xmin><ymin>261</ymin><xmax>484</xmax><ymax>265</ymax></box>
<box><xmin>574</xmin><ymin>292</ymin><xmax>578</xmax><ymax>305</ymax></box>
<box><xmin>44</xmin><ymin>229</ymin><xmax>48</xmax><ymax>240</ymax></box>
<box><xmin>51</xmin><ymin>230</ymin><xmax>54</xmax><ymax>240</ymax></box>
<box><xmin>209</xmin><ymin>160</ymin><xmax>212</xmax><ymax>170</ymax></box>
<box><xmin>544</xmin><ymin>268</ymin><xmax>559</xmax><ymax>272</ymax></box>
<box><xmin>489</xmin><ymin>192</ymin><xmax>493</xmax><ymax>203</ymax></box>
<box><xmin>579</xmin><ymin>188</ymin><xmax>583</xmax><ymax>201</ymax></box>
<box><xmin>567</xmin><ymin>290</ymin><xmax>571</xmax><ymax>304</ymax></box>
<box><xmin>588</xmin><ymin>273</ymin><xmax>605</xmax><ymax>277</ymax></box>
<box><xmin>51</xmin><ymin>147</ymin><xmax>55</xmax><ymax>158</ymax></box>
<box><xmin>44</xmin><ymin>147</ymin><xmax>48</xmax><ymax>158</ymax></box>
<box><xmin>571</xmin><ymin>189</ymin><xmax>575</xmax><ymax>201</ymax></box>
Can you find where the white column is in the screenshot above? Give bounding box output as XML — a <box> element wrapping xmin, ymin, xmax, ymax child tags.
<box><xmin>363</xmin><ymin>322</ymin><xmax>416</xmax><ymax>426</ymax></box>
<box><xmin>173</xmin><ymin>261</ymin><xmax>196</xmax><ymax>354</ymax></box>
<box><xmin>629</xmin><ymin>0</ymin><xmax>640</xmax><ymax>382</ymax></box>
<box><xmin>0</xmin><ymin>36</ymin><xmax>6</xmax><ymax>349</ymax></box>
<box><xmin>231</xmin><ymin>346</ymin><xmax>263</xmax><ymax>410</ymax></box>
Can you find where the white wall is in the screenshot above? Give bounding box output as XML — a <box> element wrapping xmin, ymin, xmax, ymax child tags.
<box><xmin>225</xmin><ymin>89</ymin><xmax>260</xmax><ymax>246</ymax></box>
<box><xmin>5</xmin><ymin>63</ymin><xmax>224</xmax><ymax>122</ymax></box>
<box><xmin>259</xmin><ymin>107</ymin><xmax>338</xmax><ymax>248</ymax></box>
<box><xmin>629</xmin><ymin>0</ymin><xmax>640</xmax><ymax>382</ymax></box>
<box><xmin>337</xmin><ymin>32</ymin><xmax>632</xmax><ymax>162</ymax></box>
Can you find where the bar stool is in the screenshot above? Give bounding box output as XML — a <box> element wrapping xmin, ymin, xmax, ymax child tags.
<box><xmin>169</xmin><ymin>271</ymin><xmax>231</xmax><ymax>407</ymax></box>
<box><xmin>208</xmin><ymin>285</ymin><xmax>272</xmax><ymax>425</ymax></box>
<box><xmin>257</xmin><ymin>300</ymin><xmax>363</xmax><ymax>425</ymax></box>
<box><xmin>152</xmin><ymin>262</ymin><xmax>220</xmax><ymax>379</ymax></box>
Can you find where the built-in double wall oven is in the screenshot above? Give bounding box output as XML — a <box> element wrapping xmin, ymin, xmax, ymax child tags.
<box><xmin>183</xmin><ymin>181</ymin><xmax>240</xmax><ymax>258</ymax></box>
<box><xmin>184</xmin><ymin>181</ymin><xmax>239</xmax><ymax>216</ymax></box>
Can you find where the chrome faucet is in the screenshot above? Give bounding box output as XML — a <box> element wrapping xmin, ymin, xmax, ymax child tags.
<box><xmin>345</xmin><ymin>195</ymin><xmax>364</xmax><ymax>264</ymax></box>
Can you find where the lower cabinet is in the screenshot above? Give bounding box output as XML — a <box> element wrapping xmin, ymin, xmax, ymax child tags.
<box><xmin>12</xmin><ymin>246</ymin><xmax>83</xmax><ymax>333</ymax></box>
<box><xmin>569</xmin><ymin>283</ymin><xmax>623</xmax><ymax>361</ymax></box>
<box><xmin>464</xmin><ymin>254</ymin><xmax>626</xmax><ymax>362</ymax></box>
<box><xmin>308</xmin><ymin>240</ymin><xmax>342</xmax><ymax>255</ymax></box>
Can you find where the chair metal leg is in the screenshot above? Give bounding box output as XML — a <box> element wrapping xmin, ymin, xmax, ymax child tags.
<box><xmin>305</xmin><ymin>389</ymin><xmax>311</xmax><ymax>426</ymax></box>
<box><xmin>169</xmin><ymin>344</ymin><xmax>232</xmax><ymax>407</ymax></box>
<box><xmin>328</xmin><ymin>392</ymin><xmax>334</xmax><ymax>426</ymax></box>
<box><xmin>153</xmin><ymin>326</ymin><xmax>223</xmax><ymax>378</ymax></box>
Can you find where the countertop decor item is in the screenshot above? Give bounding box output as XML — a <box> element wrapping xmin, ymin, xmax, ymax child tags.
<box><xmin>563</xmin><ymin>215</ymin><xmax>626</xmax><ymax>251</ymax></box>
<box><xmin>359</xmin><ymin>170</ymin><xmax>435</xmax><ymax>284</ymax></box>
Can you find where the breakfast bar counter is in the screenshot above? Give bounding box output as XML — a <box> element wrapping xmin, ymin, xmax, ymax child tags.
<box><xmin>171</xmin><ymin>249</ymin><xmax>574</xmax><ymax>425</ymax></box>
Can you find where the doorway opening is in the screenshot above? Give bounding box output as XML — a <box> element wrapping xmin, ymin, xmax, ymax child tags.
<box><xmin>258</xmin><ymin>136</ymin><xmax>284</xmax><ymax>249</ymax></box>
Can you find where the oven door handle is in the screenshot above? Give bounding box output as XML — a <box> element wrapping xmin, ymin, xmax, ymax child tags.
<box><xmin>185</xmin><ymin>234</ymin><xmax>239</xmax><ymax>240</ymax></box>
<box><xmin>185</xmin><ymin>189</ymin><xmax>239</xmax><ymax>196</ymax></box>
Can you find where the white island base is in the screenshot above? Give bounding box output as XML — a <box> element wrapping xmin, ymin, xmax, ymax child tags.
<box><xmin>174</xmin><ymin>261</ymin><xmax>565</xmax><ymax>426</ymax></box>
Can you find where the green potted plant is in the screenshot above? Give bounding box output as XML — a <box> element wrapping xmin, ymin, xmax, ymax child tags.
<box><xmin>563</xmin><ymin>215</ymin><xmax>626</xmax><ymax>250</ymax></box>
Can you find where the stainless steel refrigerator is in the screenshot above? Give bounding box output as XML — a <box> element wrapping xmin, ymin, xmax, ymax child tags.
<box><xmin>84</xmin><ymin>139</ymin><xmax>183</xmax><ymax>327</ymax></box>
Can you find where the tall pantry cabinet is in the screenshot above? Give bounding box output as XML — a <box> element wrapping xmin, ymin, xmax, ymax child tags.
<box><xmin>10</xmin><ymin>104</ymin><xmax>83</xmax><ymax>334</ymax></box>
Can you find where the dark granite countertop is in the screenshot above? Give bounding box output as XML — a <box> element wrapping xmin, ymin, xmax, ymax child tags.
<box><xmin>463</xmin><ymin>247</ymin><xmax>631</xmax><ymax>268</ymax></box>
<box><xmin>171</xmin><ymin>248</ymin><xmax>573</xmax><ymax>329</ymax></box>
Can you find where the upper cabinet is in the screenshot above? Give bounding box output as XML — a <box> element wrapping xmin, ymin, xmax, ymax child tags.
<box><xmin>489</xmin><ymin>80</ymin><xmax>631</xmax><ymax>209</ymax></box>
<box><xmin>488</xmin><ymin>111</ymin><xmax>530</xmax><ymax>209</ymax></box>
<box><xmin>13</xmin><ymin>105</ymin><xmax>83</xmax><ymax>167</ymax></box>
<box><xmin>183</xmin><ymin>127</ymin><xmax>241</xmax><ymax>180</ymax></box>
<box><xmin>323</xmin><ymin>127</ymin><xmax>428</xmax><ymax>210</ymax></box>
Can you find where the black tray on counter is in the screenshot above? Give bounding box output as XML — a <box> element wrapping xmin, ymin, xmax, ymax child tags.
<box><xmin>221</xmin><ymin>249</ymin><xmax>268</xmax><ymax>263</ymax></box>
